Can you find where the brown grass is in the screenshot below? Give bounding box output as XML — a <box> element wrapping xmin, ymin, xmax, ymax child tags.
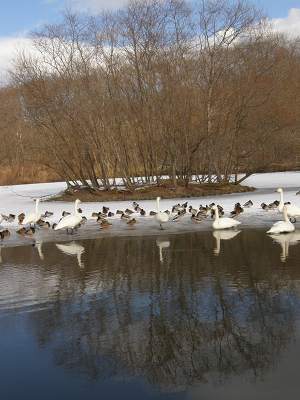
<box><xmin>0</xmin><ymin>164</ymin><xmax>60</xmax><ymax>185</ymax></box>
<box><xmin>52</xmin><ymin>181</ymin><xmax>254</xmax><ymax>202</ymax></box>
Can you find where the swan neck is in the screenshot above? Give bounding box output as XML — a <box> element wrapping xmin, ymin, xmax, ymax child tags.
<box><xmin>74</xmin><ymin>201</ymin><xmax>79</xmax><ymax>214</ymax></box>
<box><xmin>279</xmin><ymin>191</ymin><xmax>284</xmax><ymax>206</ymax></box>
<box><xmin>214</xmin><ymin>207</ymin><xmax>219</xmax><ymax>220</ymax></box>
<box><xmin>35</xmin><ymin>199</ymin><xmax>39</xmax><ymax>213</ymax></box>
<box><xmin>156</xmin><ymin>198</ymin><xmax>160</xmax><ymax>212</ymax></box>
<box><xmin>283</xmin><ymin>207</ymin><xmax>289</xmax><ymax>222</ymax></box>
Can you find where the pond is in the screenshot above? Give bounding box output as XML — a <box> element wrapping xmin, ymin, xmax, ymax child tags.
<box><xmin>0</xmin><ymin>230</ymin><xmax>300</xmax><ymax>399</ymax></box>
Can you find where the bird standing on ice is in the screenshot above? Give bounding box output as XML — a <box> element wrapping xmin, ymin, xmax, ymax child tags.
<box><xmin>277</xmin><ymin>187</ymin><xmax>300</xmax><ymax>222</ymax></box>
<box><xmin>155</xmin><ymin>197</ymin><xmax>169</xmax><ymax>230</ymax></box>
<box><xmin>267</xmin><ymin>205</ymin><xmax>295</xmax><ymax>235</ymax></box>
<box><xmin>54</xmin><ymin>199</ymin><xmax>82</xmax><ymax>233</ymax></box>
<box><xmin>22</xmin><ymin>198</ymin><xmax>41</xmax><ymax>227</ymax></box>
<box><xmin>211</xmin><ymin>205</ymin><xmax>241</xmax><ymax>230</ymax></box>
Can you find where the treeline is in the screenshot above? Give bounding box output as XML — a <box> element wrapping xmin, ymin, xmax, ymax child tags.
<box><xmin>3</xmin><ymin>0</ymin><xmax>300</xmax><ymax>188</ymax></box>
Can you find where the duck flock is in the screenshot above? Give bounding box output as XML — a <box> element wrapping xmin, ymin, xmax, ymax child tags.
<box><xmin>0</xmin><ymin>187</ymin><xmax>299</xmax><ymax>241</ymax></box>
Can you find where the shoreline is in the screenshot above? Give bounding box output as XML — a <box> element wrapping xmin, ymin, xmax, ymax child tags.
<box><xmin>51</xmin><ymin>183</ymin><xmax>255</xmax><ymax>202</ymax></box>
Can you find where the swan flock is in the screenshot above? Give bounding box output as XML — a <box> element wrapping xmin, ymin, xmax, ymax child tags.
<box><xmin>0</xmin><ymin>187</ymin><xmax>299</xmax><ymax>239</ymax></box>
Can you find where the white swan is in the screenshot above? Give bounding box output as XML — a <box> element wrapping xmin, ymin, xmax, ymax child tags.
<box><xmin>22</xmin><ymin>199</ymin><xmax>41</xmax><ymax>226</ymax></box>
<box><xmin>267</xmin><ymin>205</ymin><xmax>295</xmax><ymax>234</ymax></box>
<box><xmin>213</xmin><ymin>230</ymin><xmax>241</xmax><ymax>255</ymax></box>
<box><xmin>155</xmin><ymin>197</ymin><xmax>169</xmax><ymax>229</ymax></box>
<box><xmin>54</xmin><ymin>199</ymin><xmax>82</xmax><ymax>233</ymax></box>
<box><xmin>277</xmin><ymin>188</ymin><xmax>300</xmax><ymax>221</ymax></box>
<box><xmin>56</xmin><ymin>242</ymin><xmax>85</xmax><ymax>268</ymax></box>
<box><xmin>156</xmin><ymin>239</ymin><xmax>170</xmax><ymax>263</ymax></box>
<box><xmin>212</xmin><ymin>205</ymin><xmax>241</xmax><ymax>230</ymax></box>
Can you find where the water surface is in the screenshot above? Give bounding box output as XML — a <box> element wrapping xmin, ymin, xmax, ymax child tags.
<box><xmin>0</xmin><ymin>230</ymin><xmax>300</xmax><ymax>399</ymax></box>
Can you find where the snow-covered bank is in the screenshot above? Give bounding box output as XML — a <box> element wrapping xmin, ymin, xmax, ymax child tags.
<box><xmin>0</xmin><ymin>171</ymin><xmax>299</xmax><ymax>247</ymax></box>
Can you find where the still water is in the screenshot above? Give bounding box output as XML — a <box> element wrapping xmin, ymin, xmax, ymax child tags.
<box><xmin>0</xmin><ymin>230</ymin><xmax>300</xmax><ymax>399</ymax></box>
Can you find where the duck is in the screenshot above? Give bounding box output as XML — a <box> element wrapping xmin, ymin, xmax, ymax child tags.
<box><xmin>267</xmin><ymin>205</ymin><xmax>295</xmax><ymax>234</ymax></box>
<box><xmin>121</xmin><ymin>212</ymin><xmax>131</xmax><ymax>220</ymax></box>
<box><xmin>140</xmin><ymin>209</ymin><xmax>146</xmax><ymax>216</ymax></box>
<box><xmin>125</xmin><ymin>208</ymin><xmax>134</xmax><ymax>215</ymax></box>
<box><xmin>1</xmin><ymin>213</ymin><xmax>15</xmax><ymax>223</ymax></box>
<box><xmin>100</xmin><ymin>219</ymin><xmax>112</xmax><ymax>229</ymax></box>
<box><xmin>0</xmin><ymin>229</ymin><xmax>10</xmax><ymax>240</ymax></box>
<box><xmin>127</xmin><ymin>218</ymin><xmax>137</xmax><ymax>226</ymax></box>
<box><xmin>230</xmin><ymin>203</ymin><xmax>243</xmax><ymax>217</ymax></box>
<box><xmin>102</xmin><ymin>206</ymin><xmax>109</xmax><ymax>214</ymax></box>
<box><xmin>191</xmin><ymin>214</ymin><xmax>204</xmax><ymax>223</ymax></box>
<box><xmin>62</xmin><ymin>211</ymin><xmax>71</xmax><ymax>217</ymax></box>
<box><xmin>54</xmin><ymin>199</ymin><xmax>82</xmax><ymax>233</ymax></box>
<box><xmin>212</xmin><ymin>205</ymin><xmax>241</xmax><ymax>230</ymax></box>
<box><xmin>243</xmin><ymin>200</ymin><xmax>253</xmax><ymax>208</ymax></box>
<box><xmin>189</xmin><ymin>206</ymin><xmax>198</xmax><ymax>215</ymax></box>
<box><xmin>41</xmin><ymin>211</ymin><xmax>53</xmax><ymax>218</ymax></box>
<box><xmin>277</xmin><ymin>188</ymin><xmax>300</xmax><ymax>222</ymax></box>
<box><xmin>149</xmin><ymin>211</ymin><xmax>157</xmax><ymax>216</ymax></box>
<box><xmin>22</xmin><ymin>199</ymin><xmax>42</xmax><ymax>226</ymax></box>
<box><xmin>155</xmin><ymin>197</ymin><xmax>169</xmax><ymax>230</ymax></box>
<box><xmin>36</xmin><ymin>219</ymin><xmax>50</xmax><ymax>228</ymax></box>
<box><xmin>18</xmin><ymin>213</ymin><xmax>25</xmax><ymax>224</ymax></box>
<box><xmin>172</xmin><ymin>213</ymin><xmax>182</xmax><ymax>222</ymax></box>
<box><xmin>17</xmin><ymin>227</ymin><xmax>35</xmax><ymax>236</ymax></box>
<box><xmin>108</xmin><ymin>211</ymin><xmax>115</xmax><ymax>217</ymax></box>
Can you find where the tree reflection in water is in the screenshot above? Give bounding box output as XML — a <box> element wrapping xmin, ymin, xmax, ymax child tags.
<box><xmin>1</xmin><ymin>230</ymin><xmax>300</xmax><ymax>392</ymax></box>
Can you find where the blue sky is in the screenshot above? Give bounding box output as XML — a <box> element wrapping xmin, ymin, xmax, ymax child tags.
<box><xmin>0</xmin><ymin>0</ymin><xmax>299</xmax><ymax>37</ymax></box>
<box><xmin>0</xmin><ymin>0</ymin><xmax>300</xmax><ymax>82</ymax></box>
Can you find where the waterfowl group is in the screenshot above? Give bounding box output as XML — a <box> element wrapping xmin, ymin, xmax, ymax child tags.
<box><xmin>1</xmin><ymin>187</ymin><xmax>300</xmax><ymax>242</ymax></box>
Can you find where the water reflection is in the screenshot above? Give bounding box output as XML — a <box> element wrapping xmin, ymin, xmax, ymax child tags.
<box><xmin>156</xmin><ymin>238</ymin><xmax>170</xmax><ymax>263</ymax></box>
<box><xmin>269</xmin><ymin>231</ymin><xmax>300</xmax><ymax>262</ymax></box>
<box><xmin>212</xmin><ymin>230</ymin><xmax>241</xmax><ymax>256</ymax></box>
<box><xmin>56</xmin><ymin>242</ymin><xmax>85</xmax><ymax>268</ymax></box>
<box><xmin>0</xmin><ymin>230</ymin><xmax>300</xmax><ymax>396</ymax></box>
<box><xmin>34</xmin><ymin>241</ymin><xmax>44</xmax><ymax>260</ymax></box>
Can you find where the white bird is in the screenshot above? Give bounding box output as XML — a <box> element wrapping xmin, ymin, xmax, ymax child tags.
<box><xmin>213</xmin><ymin>230</ymin><xmax>241</xmax><ymax>255</ymax></box>
<box><xmin>277</xmin><ymin>187</ymin><xmax>300</xmax><ymax>221</ymax></box>
<box><xmin>212</xmin><ymin>205</ymin><xmax>241</xmax><ymax>230</ymax></box>
<box><xmin>56</xmin><ymin>242</ymin><xmax>85</xmax><ymax>268</ymax></box>
<box><xmin>155</xmin><ymin>197</ymin><xmax>169</xmax><ymax>230</ymax></box>
<box><xmin>22</xmin><ymin>199</ymin><xmax>41</xmax><ymax>226</ymax></box>
<box><xmin>267</xmin><ymin>205</ymin><xmax>295</xmax><ymax>235</ymax></box>
<box><xmin>54</xmin><ymin>199</ymin><xmax>82</xmax><ymax>233</ymax></box>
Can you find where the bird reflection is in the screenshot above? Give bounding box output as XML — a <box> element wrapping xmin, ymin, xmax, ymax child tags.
<box><xmin>213</xmin><ymin>230</ymin><xmax>241</xmax><ymax>255</ymax></box>
<box><xmin>269</xmin><ymin>231</ymin><xmax>300</xmax><ymax>262</ymax></box>
<box><xmin>34</xmin><ymin>241</ymin><xmax>44</xmax><ymax>260</ymax></box>
<box><xmin>56</xmin><ymin>241</ymin><xmax>85</xmax><ymax>268</ymax></box>
<box><xmin>156</xmin><ymin>238</ymin><xmax>170</xmax><ymax>263</ymax></box>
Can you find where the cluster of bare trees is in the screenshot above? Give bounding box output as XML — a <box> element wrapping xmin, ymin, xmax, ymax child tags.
<box><xmin>6</xmin><ymin>0</ymin><xmax>300</xmax><ymax>188</ymax></box>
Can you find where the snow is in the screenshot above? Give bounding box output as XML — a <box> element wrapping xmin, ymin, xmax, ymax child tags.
<box><xmin>0</xmin><ymin>171</ymin><xmax>299</xmax><ymax>247</ymax></box>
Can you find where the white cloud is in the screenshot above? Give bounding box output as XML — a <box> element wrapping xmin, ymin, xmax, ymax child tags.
<box><xmin>0</xmin><ymin>37</ymin><xmax>35</xmax><ymax>84</ymax></box>
<box><xmin>270</xmin><ymin>8</ymin><xmax>300</xmax><ymax>38</ymax></box>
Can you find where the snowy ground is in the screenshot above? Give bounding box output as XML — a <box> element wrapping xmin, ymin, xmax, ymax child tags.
<box><xmin>0</xmin><ymin>171</ymin><xmax>300</xmax><ymax>247</ymax></box>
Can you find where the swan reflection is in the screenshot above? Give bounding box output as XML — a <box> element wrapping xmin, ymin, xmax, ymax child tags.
<box><xmin>156</xmin><ymin>238</ymin><xmax>170</xmax><ymax>263</ymax></box>
<box><xmin>213</xmin><ymin>230</ymin><xmax>241</xmax><ymax>255</ymax></box>
<box><xmin>34</xmin><ymin>241</ymin><xmax>44</xmax><ymax>260</ymax></box>
<box><xmin>269</xmin><ymin>231</ymin><xmax>300</xmax><ymax>262</ymax></box>
<box><xmin>56</xmin><ymin>241</ymin><xmax>85</xmax><ymax>268</ymax></box>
